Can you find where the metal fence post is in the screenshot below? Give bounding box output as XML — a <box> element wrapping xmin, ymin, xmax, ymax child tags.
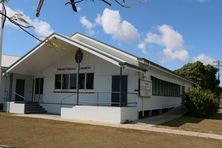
<box><xmin>97</xmin><ymin>92</ymin><xmax>99</xmax><ymax>106</ymax></box>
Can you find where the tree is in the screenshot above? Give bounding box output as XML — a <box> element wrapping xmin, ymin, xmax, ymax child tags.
<box><xmin>175</xmin><ymin>61</ymin><xmax>221</xmax><ymax>95</ymax></box>
<box><xmin>185</xmin><ymin>87</ymin><xmax>218</xmax><ymax>117</ymax></box>
<box><xmin>36</xmin><ymin>0</ymin><xmax>131</xmax><ymax>17</ymax></box>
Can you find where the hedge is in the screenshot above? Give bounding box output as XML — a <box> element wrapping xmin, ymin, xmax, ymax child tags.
<box><xmin>185</xmin><ymin>87</ymin><xmax>219</xmax><ymax>117</ymax></box>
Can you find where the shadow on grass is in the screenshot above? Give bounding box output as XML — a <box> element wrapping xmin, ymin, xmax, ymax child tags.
<box><xmin>160</xmin><ymin>110</ymin><xmax>222</xmax><ymax>127</ymax></box>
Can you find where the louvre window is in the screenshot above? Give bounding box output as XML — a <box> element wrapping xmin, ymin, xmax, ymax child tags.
<box><xmin>151</xmin><ymin>76</ymin><xmax>181</xmax><ymax>97</ymax></box>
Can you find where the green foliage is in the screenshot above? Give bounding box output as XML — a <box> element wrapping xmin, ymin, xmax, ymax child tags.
<box><xmin>45</xmin><ymin>38</ymin><xmax>66</xmax><ymax>50</ymax></box>
<box><xmin>185</xmin><ymin>87</ymin><xmax>219</xmax><ymax>117</ymax></box>
<box><xmin>14</xmin><ymin>14</ymin><xmax>30</xmax><ymax>24</ymax></box>
<box><xmin>175</xmin><ymin>61</ymin><xmax>220</xmax><ymax>96</ymax></box>
<box><xmin>0</xmin><ymin>0</ymin><xmax>8</xmax><ymax>3</ymax></box>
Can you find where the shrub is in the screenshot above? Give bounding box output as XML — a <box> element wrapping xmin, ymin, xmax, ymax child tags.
<box><xmin>185</xmin><ymin>87</ymin><xmax>219</xmax><ymax>117</ymax></box>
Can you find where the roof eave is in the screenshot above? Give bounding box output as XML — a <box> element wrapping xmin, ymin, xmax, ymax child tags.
<box><xmin>119</xmin><ymin>62</ymin><xmax>147</xmax><ymax>72</ymax></box>
<box><xmin>138</xmin><ymin>58</ymin><xmax>197</xmax><ymax>85</ymax></box>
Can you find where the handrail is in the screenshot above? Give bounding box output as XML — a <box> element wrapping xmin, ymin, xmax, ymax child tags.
<box><xmin>60</xmin><ymin>93</ymin><xmax>76</xmax><ymax>106</ymax></box>
<box><xmin>12</xmin><ymin>91</ymin><xmax>26</xmax><ymax>101</ymax></box>
<box><xmin>60</xmin><ymin>91</ymin><xmax>138</xmax><ymax>107</ymax></box>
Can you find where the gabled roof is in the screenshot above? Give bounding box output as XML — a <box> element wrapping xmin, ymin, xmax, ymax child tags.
<box><xmin>72</xmin><ymin>33</ymin><xmax>195</xmax><ymax>84</ymax></box>
<box><xmin>6</xmin><ymin>33</ymin><xmax>146</xmax><ymax>74</ymax></box>
<box><xmin>5</xmin><ymin>32</ymin><xmax>195</xmax><ymax>84</ymax></box>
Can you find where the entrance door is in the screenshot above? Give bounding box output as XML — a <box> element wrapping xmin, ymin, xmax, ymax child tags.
<box><xmin>15</xmin><ymin>79</ymin><xmax>25</xmax><ymax>102</ymax></box>
<box><xmin>111</xmin><ymin>75</ymin><xmax>128</xmax><ymax>106</ymax></box>
<box><xmin>34</xmin><ymin>78</ymin><xmax>44</xmax><ymax>102</ymax></box>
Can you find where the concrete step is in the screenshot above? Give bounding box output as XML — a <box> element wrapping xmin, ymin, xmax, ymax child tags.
<box><xmin>25</xmin><ymin>110</ymin><xmax>47</xmax><ymax>114</ymax></box>
<box><xmin>25</xmin><ymin>106</ymin><xmax>44</xmax><ymax>109</ymax></box>
<box><xmin>25</xmin><ymin>102</ymin><xmax>47</xmax><ymax>114</ymax></box>
<box><xmin>25</xmin><ymin>107</ymin><xmax>46</xmax><ymax>111</ymax></box>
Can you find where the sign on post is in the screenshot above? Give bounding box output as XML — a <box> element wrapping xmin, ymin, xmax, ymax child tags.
<box><xmin>139</xmin><ymin>79</ymin><xmax>152</xmax><ymax>97</ymax></box>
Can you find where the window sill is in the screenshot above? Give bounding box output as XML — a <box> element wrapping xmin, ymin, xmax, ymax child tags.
<box><xmin>152</xmin><ymin>95</ymin><xmax>181</xmax><ymax>97</ymax></box>
<box><xmin>53</xmin><ymin>90</ymin><xmax>95</xmax><ymax>94</ymax></box>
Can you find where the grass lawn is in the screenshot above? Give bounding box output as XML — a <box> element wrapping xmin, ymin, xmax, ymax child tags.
<box><xmin>0</xmin><ymin>113</ymin><xmax>222</xmax><ymax>148</ymax></box>
<box><xmin>159</xmin><ymin>109</ymin><xmax>222</xmax><ymax>135</ymax></box>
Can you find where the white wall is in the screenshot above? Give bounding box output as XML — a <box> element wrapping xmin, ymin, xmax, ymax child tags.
<box><xmin>3</xmin><ymin>101</ymin><xmax>25</xmax><ymax>114</ymax></box>
<box><xmin>34</xmin><ymin>49</ymin><xmax>139</xmax><ymax>108</ymax></box>
<box><xmin>138</xmin><ymin>97</ymin><xmax>182</xmax><ymax>111</ymax></box>
<box><xmin>2</xmin><ymin>44</ymin><xmax>193</xmax><ymax>117</ymax></box>
<box><xmin>61</xmin><ymin>105</ymin><xmax>138</xmax><ymax>123</ymax></box>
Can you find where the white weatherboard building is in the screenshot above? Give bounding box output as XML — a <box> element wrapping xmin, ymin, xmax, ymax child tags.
<box><xmin>0</xmin><ymin>33</ymin><xmax>194</xmax><ymax>123</ymax></box>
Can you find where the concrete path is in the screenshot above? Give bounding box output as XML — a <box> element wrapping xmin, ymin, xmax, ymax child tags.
<box><xmin>13</xmin><ymin>113</ymin><xmax>222</xmax><ymax>141</ymax></box>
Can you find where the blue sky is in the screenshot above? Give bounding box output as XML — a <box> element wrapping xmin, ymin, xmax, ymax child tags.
<box><xmin>2</xmin><ymin>0</ymin><xmax>222</xmax><ymax>71</ymax></box>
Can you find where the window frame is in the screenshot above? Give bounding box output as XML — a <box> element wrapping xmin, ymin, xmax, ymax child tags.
<box><xmin>69</xmin><ymin>73</ymin><xmax>77</xmax><ymax>90</ymax></box>
<box><xmin>54</xmin><ymin>72</ymin><xmax>94</xmax><ymax>92</ymax></box>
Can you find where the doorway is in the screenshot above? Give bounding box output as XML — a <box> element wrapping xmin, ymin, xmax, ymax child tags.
<box><xmin>111</xmin><ymin>75</ymin><xmax>128</xmax><ymax>106</ymax></box>
<box><xmin>34</xmin><ymin>78</ymin><xmax>44</xmax><ymax>102</ymax></box>
<box><xmin>15</xmin><ymin>79</ymin><xmax>25</xmax><ymax>102</ymax></box>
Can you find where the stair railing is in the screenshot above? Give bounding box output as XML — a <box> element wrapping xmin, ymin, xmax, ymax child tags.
<box><xmin>12</xmin><ymin>91</ymin><xmax>26</xmax><ymax>102</ymax></box>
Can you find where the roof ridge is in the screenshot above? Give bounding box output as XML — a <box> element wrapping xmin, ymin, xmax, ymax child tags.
<box><xmin>71</xmin><ymin>32</ymin><xmax>139</xmax><ymax>59</ymax></box>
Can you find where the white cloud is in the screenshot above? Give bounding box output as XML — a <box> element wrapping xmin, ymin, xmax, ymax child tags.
<box><xmin>31</xmin><ymin>19</ymin><xmax>54</xmax><ymax>38</ymax></box>
<box><xmin>138</xmin><ymin>42</ymin><xmax>148</xmax><ymax>54</ymax></box>
<box><xmin>138</xmin><ymin>24</ymin><xmax>189</xmax><ymax>62</ymax></box>
<box><xmin>5</xmin><ymin>6</ymin><xmax>54</xmax><ymax>39</ymax></box>
<box><xmin>80</xmin><ymin>16</ymin><xmax>96</xmax><ymax>35</ymax></box>
<box><xmin>80</xmin><ymin>16</ymin><xmax>94</xmax><ymax>30</ymax></box>
<box><xmin>193</xmin><ymin>54</ymin><xmax>215</xmax><ymax>65</ymax></box>
<box><xmin>96</xmin><ymin>8</ymin><xmax>139</xmax><ymax>42</ymax></box>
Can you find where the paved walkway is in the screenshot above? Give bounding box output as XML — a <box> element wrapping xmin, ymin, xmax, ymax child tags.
<box><xmin>13</xmin><ymin>113</ymin><xmax>222</xmax><ymax>140</ymax></box>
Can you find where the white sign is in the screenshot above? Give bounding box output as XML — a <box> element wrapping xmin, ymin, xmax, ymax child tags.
<box><xmin>139</xmin><ymin>80</ymin><xmax>152</xmax><ymax>97</ymax></box>
<box><xmin>57</xmin><ymin>66</ymin><xmax>94</xmax><ymax>72</ymax></box>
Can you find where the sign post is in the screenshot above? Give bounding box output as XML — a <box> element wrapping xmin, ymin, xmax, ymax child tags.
<box><xmin>139</xmin><ymin>79</ymin><xmax>151</xmax><ymax>118</ymax></box>
<box><xmin>75</xmin><ymin>48</ymin><xmax>83</xmax><ymax>105</ymax></box>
